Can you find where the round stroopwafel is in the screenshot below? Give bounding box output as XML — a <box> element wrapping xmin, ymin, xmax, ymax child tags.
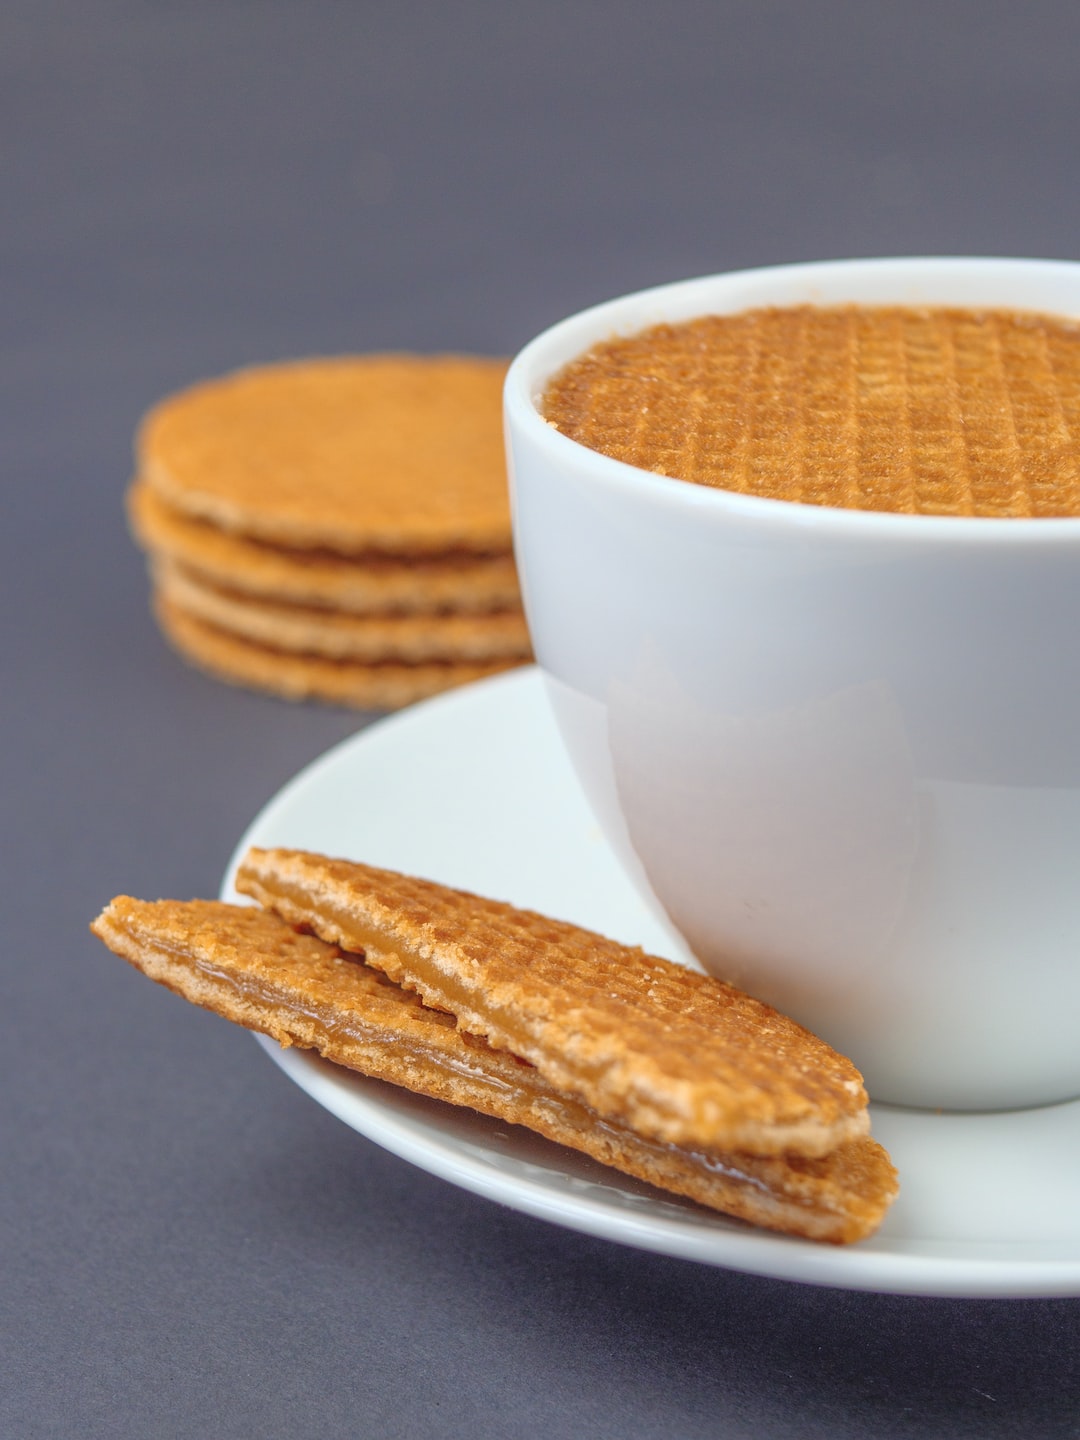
<box><xmin>543</xmin><ymin>305</ymin><xmax>1080</xmax><ymax>518</ymax></box>
<box><xmin>138</xmin><ymin>354</ymin><xmax>512</xmax><ymax>554</ymax></box>
<box><xmin>153</xmin><ymin>593</ymin><xmax>522</xmax><ymax>710</ymax></box>
<box><xmin>152</xmin><ymin>558</ymin><xmax>532</xmax><ymax>664</ymax></box>
<box><xmin>127</xmin><ymin>482</ymin><xmax>522</xmax><ymax>616</ymax></box>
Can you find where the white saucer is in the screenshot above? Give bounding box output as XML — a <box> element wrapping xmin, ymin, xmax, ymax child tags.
<box><xmin>223</xmin><ymin>667</ymin><xmax>1080</xmax><ymax>1297</ymax></box>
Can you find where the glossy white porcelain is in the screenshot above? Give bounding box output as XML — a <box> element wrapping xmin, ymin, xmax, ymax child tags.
<box><xmin>505</xmin><ymin>258</ymin><xmax>1080</xmax><ymax>1110</ymax></box>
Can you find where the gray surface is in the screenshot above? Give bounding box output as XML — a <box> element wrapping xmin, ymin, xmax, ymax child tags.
<box><xmin>4</xmin><ymin>3</ymin><xmax>1080</xmax><ymax>1436</ymax></box>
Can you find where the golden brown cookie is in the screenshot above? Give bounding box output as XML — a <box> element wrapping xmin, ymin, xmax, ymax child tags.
<box><xmin>543</xmin><ymin>305</ymin><xmax>1080</xmax><ymax>517</ymax></box>
<box><xmin>90</xmin><ymin>895</ymin><xmax>898</xmax><ymax>1242</ymax></box>
<box><xmin>127</xmin><ymin>481</ymin><xmax>523</xmax><ymax>616</ymax></box>
<box><xmin>138</xmin><ymin>355</ymin><xmax>512</xmax><ymax>554</ymax></box>
<box><xmin>152</xmin><ymin>558</ymin><xmax>532</xmax><ymax>663</ymax></box>
<box><xmin>236</xmin><ymin>848</ymin><xmax>872</xmax><ymax>1158</ymax></box>
<box><xmin>153</xmin><ymin>592</ymin><xmax>522</xmax><ymax>710</ymax></box>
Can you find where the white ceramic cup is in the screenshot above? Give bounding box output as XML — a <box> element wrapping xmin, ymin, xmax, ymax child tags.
<box><xmin>505</xmin><ymin>257</ymin><xmax>1080</xmax><ymax>1111</ymax></box>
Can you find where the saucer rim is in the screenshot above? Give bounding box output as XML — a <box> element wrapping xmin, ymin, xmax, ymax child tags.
<box><xmin>222</xmin><ymin>666</ymin><xmax>1080</xmax><ymax>1297</ymax></box>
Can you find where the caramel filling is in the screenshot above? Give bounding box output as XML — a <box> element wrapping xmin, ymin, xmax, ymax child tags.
<box><xmin>130</xmin><ymin>921</ymin><xmax>809</xmax><ymax>1208</ymax></box>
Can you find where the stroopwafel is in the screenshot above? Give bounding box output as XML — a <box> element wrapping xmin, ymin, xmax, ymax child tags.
<box><xmin>152</xmin><ymin>559</ymin><xmax>532</xmax><ymax>665</ymax></box>
<box><xmin>138</xmin><ymin>354</ymin><xmax>513</xmax><ymax>553</ymax></box>
<box><xmin>236</xmin><ymin>847</ymin><xmax>872</xmax><ymax>1159</ymax></box>
<box><xmin>153</xmin><ymin>594</ymin><xmax>520</xmax><ymax>711</ymax></box>
<box><xmin>91</xmin><ymin>891</ymin><xmax>897</xmax><ymax>1243</ymax></box>
<box><xmin>128</xmin><ymin>481</ymin><xmax>523</xmax><ymax>616</ymax></box>
<box><xmin>542</xmin><ymin>305</ymin><xmax>1080</xmax><ymax>517</ymax></box>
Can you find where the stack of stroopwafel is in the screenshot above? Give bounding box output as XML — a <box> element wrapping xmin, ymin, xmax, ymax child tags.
<box><xmin>128</xmin><ymin>355</ymin><xmax>531</xmax><ymax>710</ymax></box>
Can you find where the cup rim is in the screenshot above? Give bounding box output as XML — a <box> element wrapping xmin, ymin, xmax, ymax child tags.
<box><xmin>505</xmin><ymin>256</ymin><xmax>1080</xmax><ymax>545</ymax></box>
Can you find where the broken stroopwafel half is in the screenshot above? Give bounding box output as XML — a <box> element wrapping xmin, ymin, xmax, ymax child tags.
<box><xmin>90</xmin><ymin>886</ymin><xmax>897</xmax><ymax>1243</ymax></box>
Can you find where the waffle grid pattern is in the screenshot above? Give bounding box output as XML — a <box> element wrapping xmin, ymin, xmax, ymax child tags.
<box><xmin>91</xmin><ymin>895</ymin><xmax>897</xmax><ymax>1240</ymax></box>
<box><xmin>542</xmin><ymin>306</ymin><xmax>1080</xmax><ymax>517</ymax></box>
<box><xmin>238</xmin><ymin>849</ymin><xmax>869</xmax><ymax>1150</ymax></box>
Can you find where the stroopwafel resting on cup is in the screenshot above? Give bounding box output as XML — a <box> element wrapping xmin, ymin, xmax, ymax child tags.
<box><xmin>129</xmin><ymin>355</ymin><xmax>531</xmax><ymax>709</ymax></box>
<box><xmin>91</xmin><ymin>874</ymin><xmax>898</xmax><ymax>1244</ymax></box>
<box><xmin>542</xmin><ymin>304</ymin><xmax>1080</xmax><ymax>517</ymax></box>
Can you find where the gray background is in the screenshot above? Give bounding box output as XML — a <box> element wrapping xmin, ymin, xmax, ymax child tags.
<box><xmin>5</xmin><ymin>2</ymin><xmax>1080</xmax><ymax>1436</ymax></box>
